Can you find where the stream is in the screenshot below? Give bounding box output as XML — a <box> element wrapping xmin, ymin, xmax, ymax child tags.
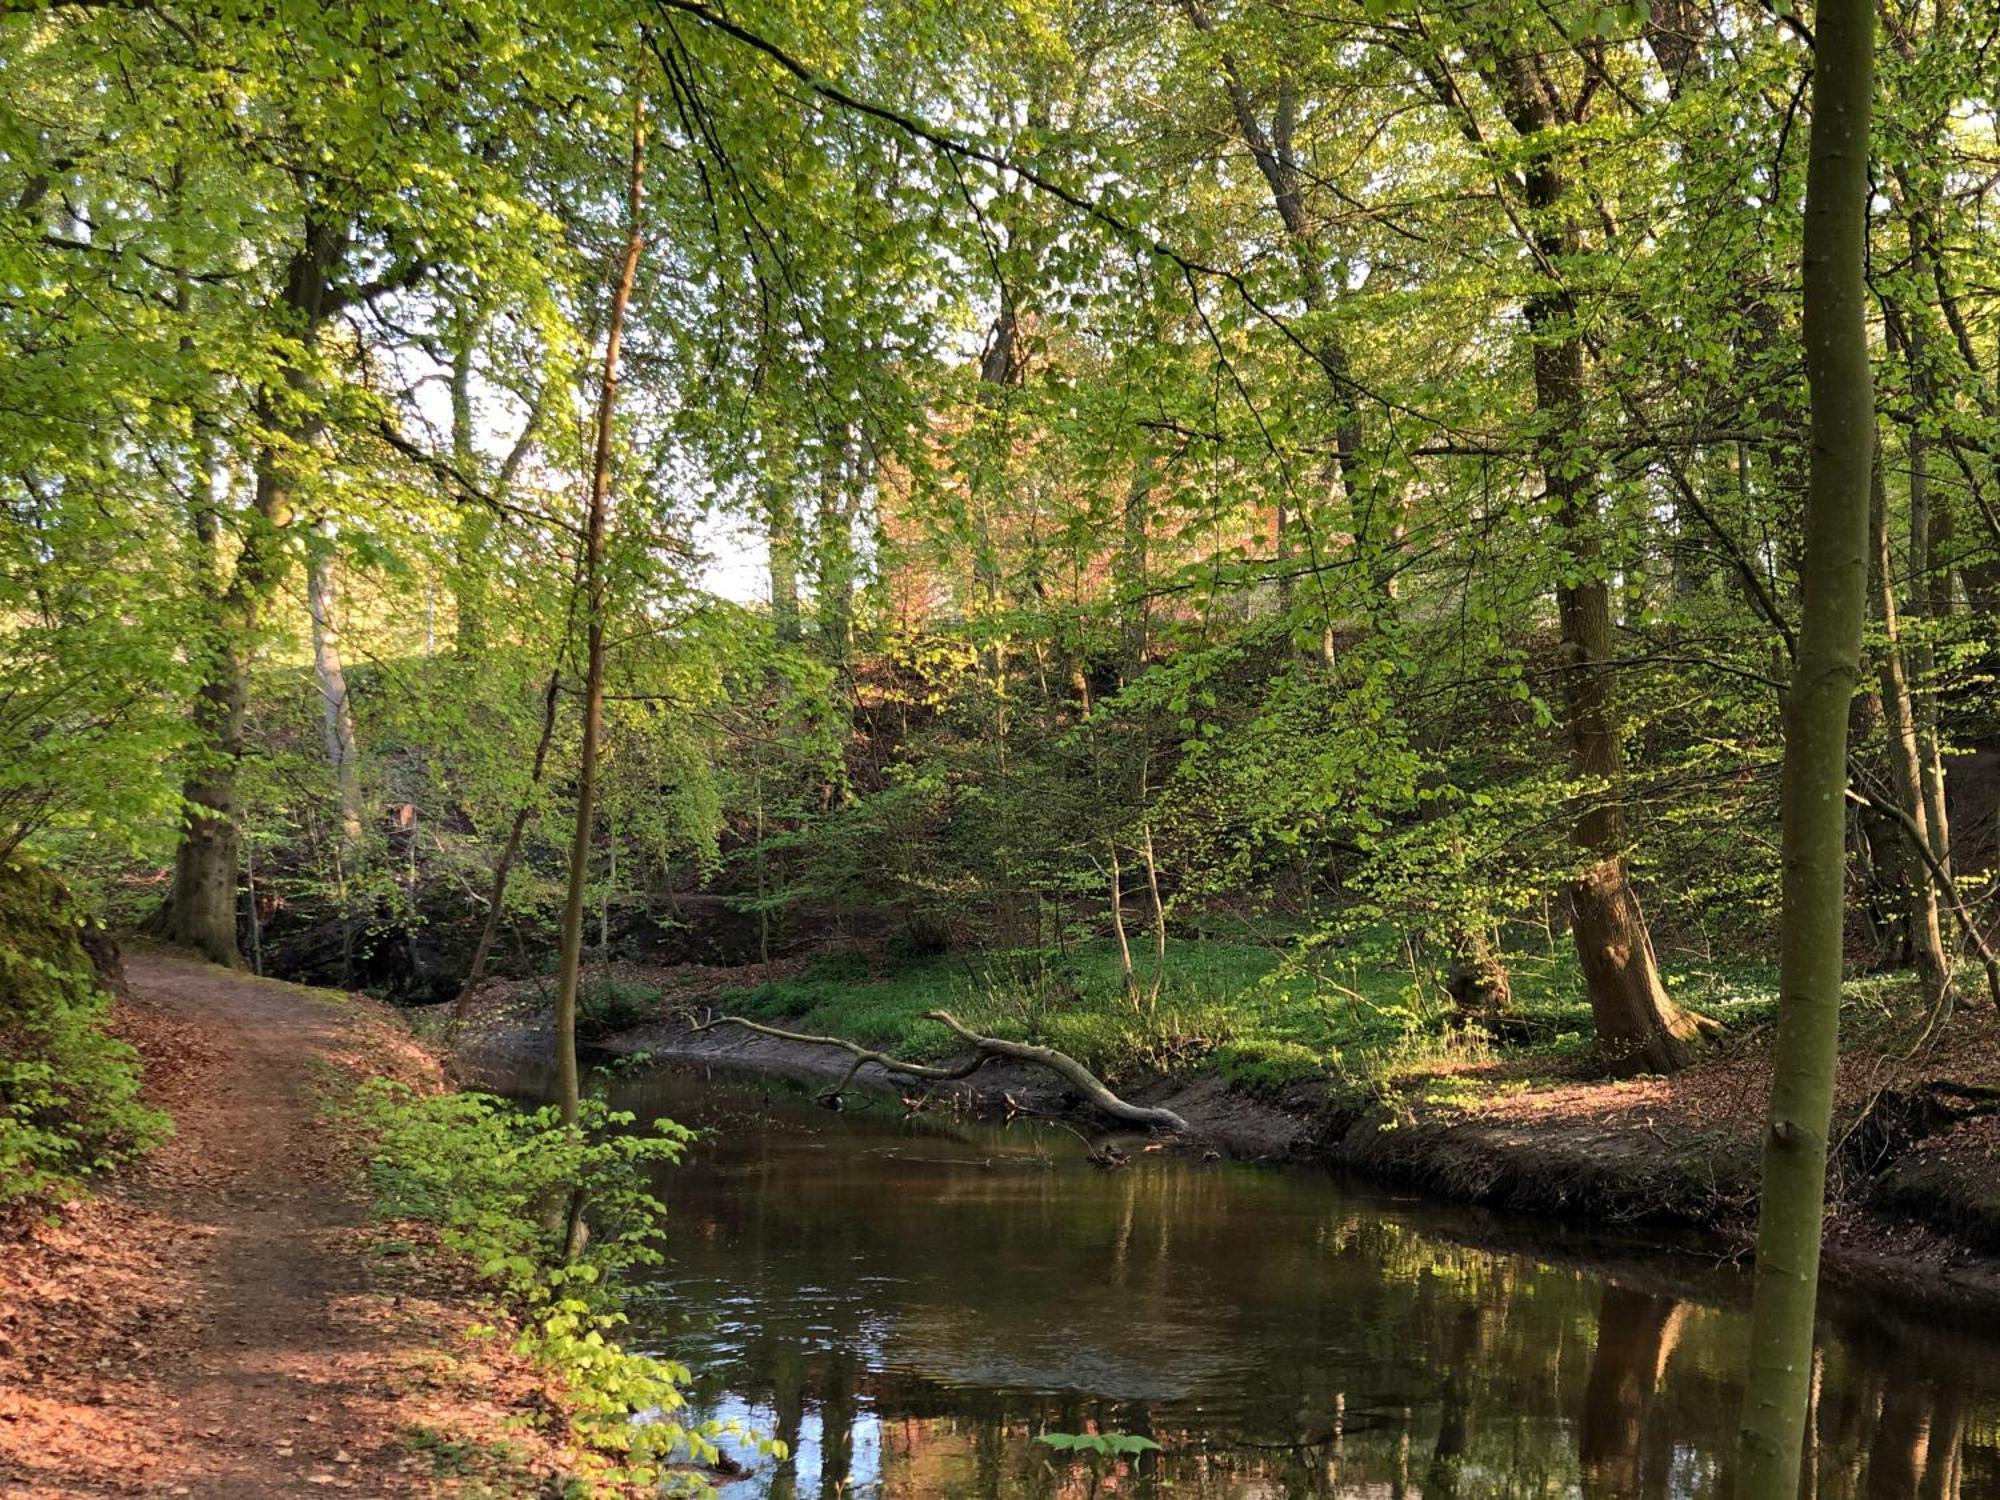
<box><xmin>561</xmin><ymin>1062</ymin><xmax>2000</xmax><ymax>1498</ymax></box>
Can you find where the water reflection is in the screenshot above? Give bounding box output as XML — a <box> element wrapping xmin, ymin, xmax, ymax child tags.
<box><xmin>578</xmin><ymin>1064</ymin><xmax>2000</xmax><ymax>1499</ymax></box>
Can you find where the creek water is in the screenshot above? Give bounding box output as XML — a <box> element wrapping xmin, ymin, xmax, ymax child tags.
<box><xmin>568</xmin><ymin>1061</ymin><xmax>2000</xmax><ymax>1499</ymax></box>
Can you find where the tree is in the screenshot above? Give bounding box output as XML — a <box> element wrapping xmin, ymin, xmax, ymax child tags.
<box><xmin>550</xmin><ymin>87</ymin><xmax>649</xmax><ymax>1128</ymax></box>
<box><xmin>1737</xmin><ymin>0</ymin><xmax>1878</xmax><ymax>1487</ymax></box>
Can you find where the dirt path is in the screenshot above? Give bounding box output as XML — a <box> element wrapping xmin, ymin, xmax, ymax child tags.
<box><xmin>0</xmin><ymin>950</ymin><xmax>570</xmax><ymax>1498</ymax></box>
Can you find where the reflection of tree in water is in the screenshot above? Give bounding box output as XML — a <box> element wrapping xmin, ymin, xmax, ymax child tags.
<box><xmin>620</xmin><ymin>1072</ymin><xmax>2000</xmax><ymax>1498</ymax></box>
<box><xmin>1577</xmin><ymin>1286</ymin><xmax>1686</xmax><ymax>1500</ymax></box>
<box><xmin>696</xmin><ymin>1304</ymin><xmax>1999</xmax><ymax>1500</ymax></box>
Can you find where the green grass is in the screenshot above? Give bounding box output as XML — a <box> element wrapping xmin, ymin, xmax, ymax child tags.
<box><xmin>717</xmin><ymin>934</ymin><xmax>1787</xmax><ymax>1097</ymax></box>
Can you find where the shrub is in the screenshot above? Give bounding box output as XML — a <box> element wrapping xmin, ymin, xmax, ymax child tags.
<box><xmin>351</xmin><ymin>1081</ymin><xmax>777</xmax><ymax>1491</ymax></box>
<box><xmin>0</xmin><ymin>861</ymin><xmax>167</xmax><ymax>1204</ymax></box>
<box><xmin>576</xmin><ymin>977</ymin><xmax>661</xmax><ymax>1038</ymax></box>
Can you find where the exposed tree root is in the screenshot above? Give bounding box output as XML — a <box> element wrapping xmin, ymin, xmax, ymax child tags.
<box><xmin>689</xmin><ymin>1010</ymin><xmax>1190</xmax><ymax>1133</ymax></box>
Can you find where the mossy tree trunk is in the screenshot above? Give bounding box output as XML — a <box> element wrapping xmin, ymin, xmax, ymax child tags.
<box><xmin>1736</xmin><ymin>0</ymin><xmax>1876</xmax><ymax>1487</ymax></box>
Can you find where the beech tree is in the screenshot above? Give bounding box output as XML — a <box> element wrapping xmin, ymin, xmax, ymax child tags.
<box><xmin>1737</xmin><ymin>0</ymin><xmax>1878</xmax><ymax>1486</ymax></box>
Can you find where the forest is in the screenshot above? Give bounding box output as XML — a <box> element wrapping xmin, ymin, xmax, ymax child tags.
<box><xmin>3</xmin><ymin>0</ymin><xmax>1999</xmax><ymax>1494</ymax></box>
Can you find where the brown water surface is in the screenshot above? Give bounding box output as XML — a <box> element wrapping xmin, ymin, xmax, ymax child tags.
<box><xmin>586</xmin><ymin>1063</ymin><xmax>2000</xmax><ymax>1499</ymax></box>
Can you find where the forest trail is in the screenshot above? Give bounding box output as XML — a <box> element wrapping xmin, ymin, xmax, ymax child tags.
<box><xmin>0</xmin><ymin>950</ymin><xmax>566</xmax><ymax>1498</ymax></box>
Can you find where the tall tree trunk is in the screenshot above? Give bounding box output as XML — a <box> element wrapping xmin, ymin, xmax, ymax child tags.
<box><xmin>1871</xmin><ymin>454</ymin><xmax>1950</xmax><ymax>1004</ymax></box>
<box><xmin>450</xmin><ymin>324</ymin><xmax>492</xmax><ymax>654</ymax></box>
<box><xmin>161</xmin><ymin>214</ymin><xmax>346</xmax><ymax>965</ymax></box>
<box><xmin>1497</xmin><ymin>56</ymin><xmax>1707</xmax><ymax>1076</ymax></box>
<box><xmin>307</xmin><ymin>529</ymin><xmax>365</xmax><ymax>856</ymax></box>
<box><xmin>1118</xmin><ymin>451</ymin><xmax>1154</xmax><ymax>670</ymax></box>
<box><xmin>551</xmin><ymin>97</ymin><xmax>646</xmax><ymax>1127</ymax></box>
<box><xmin>815</xmin><ymin>429</ymin><xmax>856</xmax><ymax>659</ymax></box>
<box><xmin>1737</xmin><ymin>0</ymin><xmax>1876</xmax><ymax>1487</ymax></box>
<box><xmin>1178</xmin><ymin>0</ymin><xmax>1385</xmax><ymax>605</ymax></box>
<box><xmin>765</xmin><ymin>470</ymin><xmax>802</xmax><ymax>641</ymax></box>
<box><xmin>457</xmin><ymin>663</ymin><xmax>563</xmax><ymax>1009</ymax></box>
<box><xmin>1901</xmin><ymin>302</ymin><xmax>1954</xmax><ymax>885</ymax></box>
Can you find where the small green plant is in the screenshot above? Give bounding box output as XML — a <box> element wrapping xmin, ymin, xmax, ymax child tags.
<box><xmin>1037</xmin><ymin>1432</ymin><xmax>1162</xmax><ymax>1496</ymax></box>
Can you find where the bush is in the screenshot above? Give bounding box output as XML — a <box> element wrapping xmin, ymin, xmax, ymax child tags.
<box><xmin>576</xmin><ymin>977</ymin><xmax>661</xmax><ymax>1038</ymax></box>
<box><xmin>351</xmin><ymin>1081</ymin><xmax>778</xmax><ymax>1490</ymax></box>
<box><xmin>0</xmin><ymin>861</ymin><xmax>167</xmax><ymax>1204</ymax></box>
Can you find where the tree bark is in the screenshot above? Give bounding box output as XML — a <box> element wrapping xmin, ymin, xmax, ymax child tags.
<box><xmin>551</xmin><ymin>97</ymin><xmax>646</xmax><ymax>1127</ymax></box>
<box><xmin>814</xmin><ymin>428</ymin><xmax>857</xmax><ymax>659</ymax></box>
<box><xmin>1900</xmin><ymin>298</ymin><xmax>1954</xmax><ymax>888</ymax></box>
<box><xmin>457</xmin><ymin>664</ymin><xmax>564</xmax><ymax>1008</ymax></box>
<box><xmin>765</xmin><ymin>470</ymin><xmax>802</xmax><ymax>641</ymax></box>
<box><xmin>1870</xmin><ymin>454</ymin><xmax>1950</xmax><ymax>1005</ymax></box>
<box><xmin>307</xmin><ymin>528</ymin><xmax>365</xmax><ymax>857</ymax></box>
<box><xmin>1178</xmin><ymin>0</ymin><xmax>1383</xmax><ymax>602</ymax></box>
<box><xmin>1495</xmin><ymin>54</ymin><xmax>1708</xmax><ymax>1076</ymax></box>
<box><xmin>1737</xmin><ymin>0</ymin><xmax>1876</xmax><ymax>1488</ymax></box>
<box><xmin>161</xmin><ymin>213</ymin><xmax>347</xmax><ymax>965</ymax></box>
<box><xmin>1118</xmin><ymin>451</ymin><xmax>1154</xmax><ymax>668</ymax></box>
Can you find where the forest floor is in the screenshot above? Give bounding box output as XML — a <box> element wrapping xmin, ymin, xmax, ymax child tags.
<box><xmin>0</xmin><ymin>950</ymin><xmax>582</xmax><ymax>1498</ymax></box>
<box><xmin>446</xmin><ymin>946</ymin><xmax>2000</xmax><ymax>1314</ymax></box>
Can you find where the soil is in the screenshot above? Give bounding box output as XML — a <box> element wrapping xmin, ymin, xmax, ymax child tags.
<box><xmin>0</xmin><ymin>950</ymin><xmax>583</xmax><ymax>1498</ymax></box>
<box><xmin>440</xmin><ymin>960</ymin><xmax>2000</xmax><ymax>1316</ymax></box>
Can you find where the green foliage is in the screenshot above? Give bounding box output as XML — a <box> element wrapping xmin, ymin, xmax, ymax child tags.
<box><xmin>576</xmin><ymin>977</ymin><xmax>662</xmax><ymax>1038</ymax></box>
<box><xmin>1037</xmin><ymin>1431</ymin><xmax>1161</xmax><ymax>1495</ymax></box>
<box><xmin>1037</xmin><ymin>1432</ymin><xmax>1161</xmax><ymax>1457</ymax></box>
<box><xmin>351</xmin><ymin>1080</ymin><xmax>780</xmax><ymax>1491</ymax></box>
<box><xmin>0</xmin><ymin>863</ymin><xmax>167</xmax><ymax>1204</ymax></box>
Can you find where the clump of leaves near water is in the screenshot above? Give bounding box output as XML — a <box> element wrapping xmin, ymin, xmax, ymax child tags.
<box><xmin>353</xmin><ymin>1081</ymin><xmax>782</xmax><ymax>1492</ymax></box>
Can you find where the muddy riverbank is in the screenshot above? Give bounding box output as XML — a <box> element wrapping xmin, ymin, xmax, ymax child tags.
<box><xmin>434</xmin><ymin>980</ymin><xmax>2000</xmax><ymax>1318</ymax></box>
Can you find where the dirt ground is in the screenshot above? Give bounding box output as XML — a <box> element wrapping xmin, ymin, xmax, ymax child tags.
<box><xmin>0</xmin><ymin>950</ymin><xmax>580</xmax><ymax>1498</ymax></box>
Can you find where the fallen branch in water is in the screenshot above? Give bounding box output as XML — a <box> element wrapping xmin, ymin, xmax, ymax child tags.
<box><xmin>687</xmin><ymin>1010</ymin><xmax>1189</xmax><ymax>1133</ymax></box>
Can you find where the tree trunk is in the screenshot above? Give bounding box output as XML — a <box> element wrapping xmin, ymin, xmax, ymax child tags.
<box><xmin>162</xmin><ymin>214</ymin><xmax>347</xmax><ymax>965</ymax></box>
<box><xmin>457</xmin><ymin>664</ymin><xmax>563</xmax><ymax>1008</ymax></box>
<box><xmin>814</xmin><ymin>429</ymin><xmax>857</xmax><ymax>659</ymax></box>
<box><xmin>1446</xmin><ymin>924</ymin><xmax>1512</xmax><ymax>1025</ymax></box>
<box><xmin>551</xmin><ymin>98</ymin><xmax>646</xmax><ymax>1127</ymax></box>
<box><xmin>162</xmin><ymin>683</ymin><xmax>246</xmax><ymax>968</ymax></box>
<box><xmin>1902</xmin><ymin>303</ymin><xmax>1954</xmax><ymax>886</ymax></box>
<box><xmin>1178</xmin><ymin>1</ymin><xmax>1385</xmax><ymax>604</ymax></box>
<box><xmin>1495</xmin><ymin>54</ymin><xmax>1707</xmax><ymax>1075</ymax></box>
<box><xmin>1118</xmin><ymin>451</ymin><xmax>1154</xmax><ymax>669</ymax></box>
<box><xmin>307</xmin><ymin>529</ymin><xmax>365</xmax><ymax>856</ymax></box>
<box><xmin>449</xmin><ymin>327</ymin><xmax>492</xmax><ymax>654</ymax></box>
<box><xmin>1870</xmin><ymin>455</ymin><xmax>1950</xmax><ymax>1004</ymax></box>
<box><xmin>1737</xmin><ymin>0</ymin><xmax>1876</xmax><ymax>1487</ymax></box>
<box><xmin>765</xmin><ymin>470</ymin><xmax>802</xmax><ymax>641</ymax></box>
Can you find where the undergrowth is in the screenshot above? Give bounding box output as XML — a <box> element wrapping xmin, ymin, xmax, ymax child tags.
<box><xmin>0</xmin><ymin>861</ymin><xmax>167</xmax><ymax>1205</ymax></box>
<box><xmin>347</xmin><ymin>1079</ymin><xmax>779</xmax><ymax>1495</ymax></box>
<box><xmin>716</xmin><ymin>935</ymin><xmax>1783</xmax><ymax>1096</ymax></box>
